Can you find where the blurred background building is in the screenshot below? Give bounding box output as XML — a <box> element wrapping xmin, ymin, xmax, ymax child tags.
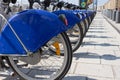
<box><xmin>98</xmin><ymin>0</ymin><xmax>120</xmax><ymax>11</ymax></box>
<box><xmin>101</xmin><ymin>0</ymin><xmax>120</xmax><ymax>23</ymax></box>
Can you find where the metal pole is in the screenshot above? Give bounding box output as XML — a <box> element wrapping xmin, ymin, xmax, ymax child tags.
<box><xmin>93</xmin><ymin>0</ymin><xmax>94</xmax><ymax>10</ymax></box>
<box><xmin>96</xmin><ymin>0</ymin><xmax>98</xmax><ymax>10</ymax></box>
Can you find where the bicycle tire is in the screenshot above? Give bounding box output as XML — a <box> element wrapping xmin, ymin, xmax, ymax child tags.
<box><xmin>67</xmin><ymin>24</ymin><xmax>83</xmax><ymax>52</ymax></box>
<box><xmin>7</xmin><ymin>32</ymin><xmax>72</xmax><ymax>80</ymax></box>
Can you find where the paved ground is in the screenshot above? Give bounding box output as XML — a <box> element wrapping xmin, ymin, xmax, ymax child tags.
<box><xmin>64</xmin><ymin>12</ymin><xmax>120</xmax><ymax>80</ymax></box>
<box><xmin>0</xmin><ymin>12</ymin><xmax>120</xmax><ymax>80</ymax></box>
<box><xmin>104</xmin><ymin>15</ymin><xmax>120</xmax><ymax>34</ymax></box>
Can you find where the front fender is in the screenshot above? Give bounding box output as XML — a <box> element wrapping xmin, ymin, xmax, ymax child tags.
<box><xmin>0</xmin><ymin>9</ymin><xmax>66</xmax><ymax>55</ymax></box>
<box><xmin>53</xmin><ymin>10</ymin><xmax>81</xmax><ymax>29</ymax></box>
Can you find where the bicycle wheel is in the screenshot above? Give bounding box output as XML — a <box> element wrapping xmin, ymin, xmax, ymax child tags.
<box><xmin>84</xmin><ymin>18</ymin><xmax>89</xmax><ymax>31</ymax></box>
<box><xmin>79</xmin><ymin>21</ymin><xmax>86</xmax><ymax>36</ymax></box>
<box><xmin>87</xmin><ymin>17</ymin><xmax>92</xmax><ymax>25</ymax></box>
<box><xmin>67</xmin><ymin>24</ymin><xmax>83</xmax><ymax>52</ymax></box>
<box><xmin>7</xmin><ymin>32</ymin><xmax>72</xmax><ymax>80</ymax></box>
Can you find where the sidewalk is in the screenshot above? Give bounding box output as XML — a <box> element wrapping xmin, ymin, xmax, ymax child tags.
<box><xmin>0</xmin><ymin>12</ymin><xmax>120</xmax><ymax>80</ymax></box>
<box><xmin>64</xmin><ymin>12</ymin><xmax>120</xmax><ymax>80</ymax></box>
<box><xmin>104</xmin><ymin>15</ymin><xmax>120</xmax><ymax>34</ymax></box>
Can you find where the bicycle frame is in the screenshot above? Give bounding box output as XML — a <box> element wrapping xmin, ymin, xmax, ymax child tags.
<box><xmin>0</xmin><ymin>9</ymin><xmax>67</xmax><ymax>56</ymax></box>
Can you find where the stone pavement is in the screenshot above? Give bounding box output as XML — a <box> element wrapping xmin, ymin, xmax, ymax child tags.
<box><xmin>0</xmin><ymin>12</ymin><xmax>120</xmax><ymax>80</ymax></box>
<box><xmin>104</xmin><ymin>15</ymin><xmax>120</xmax><ymax>34</ymax></box>
<box><xmin>64</xmin><ymin>12</ymin><xmax>120</xmax><ymax>80</ymax></box>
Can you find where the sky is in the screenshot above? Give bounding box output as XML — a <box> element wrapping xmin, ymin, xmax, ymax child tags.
<box><xmin>17</xmin><ymin>0</ymin><xmax>109</xmax><ymax>6</ymax></box>
<box><xmin>61</xmin><ymin>0</ymin><xmax>109</xmax><ymax>6</ymax></box>
<box><xmin>97</xmin><ymin>0</ymin><xmax>109</xmax><ymax>6</ymax></box>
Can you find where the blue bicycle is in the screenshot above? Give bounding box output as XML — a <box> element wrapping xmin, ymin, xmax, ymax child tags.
<box><xmin>0</xmin><ymin>1</ymin><xmax>73</xmax><ymax>80</ymax></box>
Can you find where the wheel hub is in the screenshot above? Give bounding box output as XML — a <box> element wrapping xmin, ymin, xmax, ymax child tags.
<box><xmin>19</xmin><ymin>50</ymin><xmax>41</xmax><ymax>65</ymax></box>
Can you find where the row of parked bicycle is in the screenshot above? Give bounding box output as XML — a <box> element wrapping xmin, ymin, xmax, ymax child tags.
<box><xmin>0</xmin><ymin>0</ymin><xmax>96</xmax><ymax>80</ymax></box>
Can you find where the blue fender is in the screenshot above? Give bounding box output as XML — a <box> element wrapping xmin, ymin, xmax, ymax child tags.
<box><xmin>75</xmin><ymin>10</ymin><xmax>93</xmax><ymax>17</ymax></box>
<box><xmin>78</xmin><ymin>12</ymin><xmax>86</xmax><ymax>20</ymax></box>
<box><xmin>0</xmin><ymin>9</ymin><xmax>67</xmax><ymax>55</ymax></box>
<box><xmin>53</xmin><ymin>10</ymin><xmax>81</xmax><ymax>29</ymax></box>
<box><xmin>67</xmin><ymin>10</ymin><xmax>86</xmax><ymax>21</ymax></box>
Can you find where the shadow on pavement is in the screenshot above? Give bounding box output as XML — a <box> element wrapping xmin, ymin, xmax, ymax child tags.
<box><xmin>64</xmin><ymin>75</ymin><xmax>96</xmax><ymax>80</ymax></box>
<box><xmin>89</xmin><ymin>27</ymin><xmax>105</xmax><ymax>30</ymax></box>
<box><xmin>82</xmin><ymin>41</ymin><xmax>119</xmax><ymax>47</ymax></box>
<box><xmin>87</xmin><ymin>31</ymin><xmax>106</xmax><ymax>33</ymax></box>
<box><xmin>85</xmin><ymin>35</ymin><xmax>112</xmax><ymax>38</ymax></box>
<box><xmin>0</xmin><ymin>73</ymin><xmax>97</xmax><ymax>80</ymax></box>
<box><xmin>73</xmin><ymin>52</ymin><xmax>120</xmax><ymax>60</ymax></box>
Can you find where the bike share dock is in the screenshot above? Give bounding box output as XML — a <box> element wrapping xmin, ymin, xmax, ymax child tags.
<box><xmin>0</xmin><ymin>12</ymin><xmax>120</xmax><ymax>80</ymax></box>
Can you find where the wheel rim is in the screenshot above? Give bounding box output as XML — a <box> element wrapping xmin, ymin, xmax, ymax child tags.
<box><xmin>85</xmin><ymin>19</ymin><xmax>89</xmax><ymax>29</ymax></box>
<box><xmin>80</xmin><ymin>21</ymin><xmax>86</xmax><ymax>34</ymax></box>
<box><xmin>68</xmin><ymin>24</ymin><xmax>82</xmax><ymax>51</ymax></box>
<box><xmin>8</xmin><ymin>34</ymin><xmax>69</xmax><ymax>80</ymax></box>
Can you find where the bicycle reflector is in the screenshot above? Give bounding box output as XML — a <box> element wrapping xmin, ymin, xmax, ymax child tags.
<box><xmin>58</xmin><ymin>14</ymin><xmax>68</xmax><ymax>26</ymax></box>
<box><xmin>52</xmin><ymin>41</ymin><xmax>60</xmax><ymax>56</ymax></box>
